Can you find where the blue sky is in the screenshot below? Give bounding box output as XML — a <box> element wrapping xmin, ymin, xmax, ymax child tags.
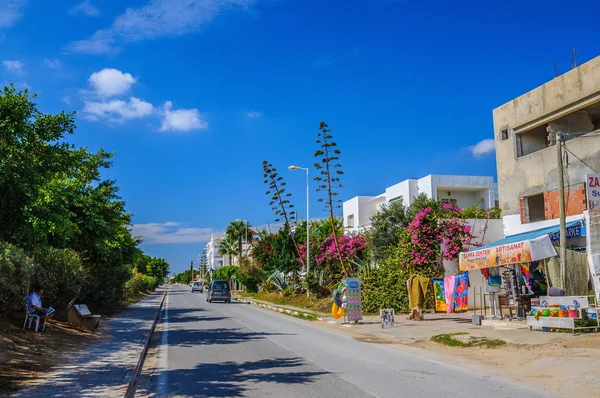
<box><xmin>2</xmin><ymin>0</ymin><xmax>599</xmax><ymax>274</ymax></box>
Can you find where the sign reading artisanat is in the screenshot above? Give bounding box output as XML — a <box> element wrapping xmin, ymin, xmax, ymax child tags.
<box><xmin>459</xmin><ymin>235</ymin><xmax>557</xmax><ymax>271</ymax></box>
<box><xmin>586</xmin><ymin>173</ymin><xmax>600</xmax><ymax>212</ymax></box>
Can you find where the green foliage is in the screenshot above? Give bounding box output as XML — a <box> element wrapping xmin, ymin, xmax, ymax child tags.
<box><xmin>460</xmin><ymin>200</ymin><xmax>502</xmax><ymax>219</ymax></box>
<box><xmin>218</xmin><ymin>236</ymin><xmax>238</xmax><ymax>266</ymax></box>
<box><xmin>262</xmin><ymin>160</ymin><xmax>304</xmax><ymax>266</ymax></box>
<box><xmin>31</xmin><ymin>246</ymin><xmax>85</xmax><ymax>318</ymax></box>
<box><xmin>361</xmin><ymin>231</ymin><xmax>443</xmax><ymax>313</ymax></box>
<box><xmin>368</xmin><ymin>200</ymin><xmax>408</xmax><ymax>261</ymax></box>
<box><xmin>236</xmin><ymin>257</ymin><xmax>263</xmax><ymax>293</ymax></box>
<box><xmin>313</xmin><ymin>121</ymin><xmax>345</xmax><ymax>272</ymax></box>
<box><xmin>0</xmin><ymin>242</ymin><xmax>33</xmax><ymax>312</ymax></box>
<box><xmin>0</xmin><ymin>85</ymin><xmax>167</xmax><ymax>315</ymax></box>
<box><xmin>124</xmin><ymin>271</ymin><xmax>157</xmax><ymax>300</ymax></box>
<box><xmin>212</xmin><ymin>265</ymin><xmax>237</xmax><ymax>281</ymax></box>
<box><xmin>172</xmin><ymin>269</ymin><xmax>194</xmax><ymax>284</ymax></box>
<box><xmin>431</xmin><ymin>333</ymin><xmax>470</xmax><ymax>347</ymax></box>
<box><xmin>146</xmin><ymin>258</ymin><xmax>169</xmax><ymax>285</ymax></box>
<box><xmin>225</xmin><ymin>220</ymin><xmax>250</xmax><ymax>265</ymax></box>
<box><xmin>272</xmin><ymin>228</ymin><xmax>301</xmax><ymax>275</ymax></box>
<box><xmin>251</xmin><ymin>230</ymin><xmax>278</xmax><ymax>274</ymax></box>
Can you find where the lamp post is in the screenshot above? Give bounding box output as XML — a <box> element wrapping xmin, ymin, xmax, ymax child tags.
<box><xmin>289</xmin><ymin>165</ymin><xmax>309</xmax><ymax>297</ymax></box>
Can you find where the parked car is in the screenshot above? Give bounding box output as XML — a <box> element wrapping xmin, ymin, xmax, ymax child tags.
<box><xmin>206</xmin><ymin>280</ymin><xmax>231</xmax><ymax>303</ymax></box>
<box><xmin>191</xmin><ymin>281</ymin><xmax>204</xmax><ymax>293</ymax></box>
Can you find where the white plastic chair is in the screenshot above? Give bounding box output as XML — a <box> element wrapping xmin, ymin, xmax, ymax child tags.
<box><xmin>23</xmin><ymin>298</ymin><xmax>45</xmax><ymax>332</ymax></box>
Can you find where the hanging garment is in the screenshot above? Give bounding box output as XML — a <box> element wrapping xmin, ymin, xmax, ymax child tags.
<box><xmin>453</xmin><ymin>273</ymin><xmax>469</xmax><ymax>312</ymax></box>
<box><xmin>444</xmin><ymin>276</ymin><xmax>456</xmax><ymax>314</ymax></box>
<box><xmin>433</xmin><ymin>278</ymin><xmax>446</xmax><ymax>312</ymax></box>
<box><xmin>481</xmin><ymin>268</ymin><xmax>489</xmax><ymax>280</ymax></box>
<box><xmin>488</xmin><ymin>266</ymin><xmax>501</xmax><ymax>286</ymax></box>
<box><xmin>407</xmin><ymin>275</ymin><xmax>430</xmax><ymax>309</ymax></box>
<box><xmin>519</xmin><ymin>263</ymin><xmax>533</xmax><ymax>294</ymax></box>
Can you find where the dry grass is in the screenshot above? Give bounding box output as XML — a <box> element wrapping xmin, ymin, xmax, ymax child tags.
<box><xmin>0</xmin><ymin>311</ymin><xmax>102</xmax><ymax>394</ymax></box>
<box><xmin>239</xmin><ymin>292</ymin><xmax>332</xmax><ymax>314</ymax></box>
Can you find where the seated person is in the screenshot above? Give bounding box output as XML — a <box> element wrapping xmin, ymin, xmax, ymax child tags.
<box><xmin>27</xmin><ymin>286</ymin><xmax>54</xmax><ymax>329</ymax></box>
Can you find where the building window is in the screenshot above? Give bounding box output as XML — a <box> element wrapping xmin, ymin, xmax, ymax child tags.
<box><xmin>346</xmin><ymin>214</ymin><xmax>355</xmax><ymax>228</ymax></box>
<box><xmin>495</xmin><ymin>200</ymin><xmax>500</xmax><ymax>208</ymax></box>
<box><xmin>388</xmin><ymin>195</ymin><xmax>403</xmax><ymax>204</ymax></box>
<box><xmin>523</xmin><ymin>194</ymin><xmax>545</xmax><ymax>223</ymax></box>
<box><xmin>515</xmin><ymin>125</ymin><xmax>549</xmax><ymax>157</ymax></box>
<box><xmin>440</xmin><ymin>198</ymin><xmax>458</xmax><ymax>206</ymax></box>
<box><xmin>501</xmin><ymin>128</ymin><xmax>509</xmax><ymax>140</ymax></box>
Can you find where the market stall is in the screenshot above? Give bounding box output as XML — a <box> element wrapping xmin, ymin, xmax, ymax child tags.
<box><xmin>459</xmin><ymin>219</ymin><xmax>597</xmax><ymax>331</ymax></box>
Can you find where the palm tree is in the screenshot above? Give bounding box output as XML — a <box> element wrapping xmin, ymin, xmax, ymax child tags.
<box><xmin>225</xmin><ymin>220</ymin><xmax>251</xmax><ymax>265</ymax></box>
<box><xmin>218</xmin><ymin>236</ymin><xmax>239</xmax><ymax>266</ymax></box>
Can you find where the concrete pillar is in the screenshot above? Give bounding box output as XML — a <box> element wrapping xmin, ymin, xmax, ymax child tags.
<box><xmin>585</xmin><ymin>211</ymin><xmax>600</xmax><ymax>300</ymax></box>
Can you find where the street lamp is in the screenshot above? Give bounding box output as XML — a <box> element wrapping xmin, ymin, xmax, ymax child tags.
<box><xmin>289</xmin><ymin>165</ymin><xmax>310</xmax><ymax>296</ymax></box>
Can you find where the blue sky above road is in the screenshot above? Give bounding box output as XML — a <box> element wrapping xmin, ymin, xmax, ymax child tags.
<box><xmin>2</xmin><ymin>0</ymin><xmax>599</xmax><ymax>273</ymax></box>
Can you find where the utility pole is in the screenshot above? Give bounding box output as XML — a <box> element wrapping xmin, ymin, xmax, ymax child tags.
<box><xmin>556</xmin><ymin>133</ymin><xmax>567</xmax><ymax>288</ymax></box>
<box><xmin>190</xmin><ymin>260</ymin><xmax>194</xmax><ymax>285</ymax></box>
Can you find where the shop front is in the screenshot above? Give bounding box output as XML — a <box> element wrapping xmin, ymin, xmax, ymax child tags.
<box><xmin>459</xmin><ymin>219</ymin><xmax>598</xmax><ymax>332</ymax></box>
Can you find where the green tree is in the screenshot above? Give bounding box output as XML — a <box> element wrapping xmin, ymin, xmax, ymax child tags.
<box><xmin>262</xmin><ymin>161</ymin><xmax>304</xmax><ymax>266</ymax></box>
<box><xmin>146</xmin><ymin>258</ymin><xmax>170</xmax><ymax>285</ymax></box>
<box><xmin>368</xmin><ymin>201</ymin><xmax>408</xmax><ymax>261</ymax></box>
<box><xmin>218</xmin><ymin>236</ymin><xmax>238</xmax><ymax>266</ymax></box>
<box><xmin>313</xmin><ymin>122</ymin><xmax>346</xmax><ymax>272</ymax></box>
<box><xmin>213</xmin><ymin>265</ymin><xmax>237</xmax><ymax>281</ymax></box>
<box><xmin>225</xmin><ymin>220</ymin><xmax>251</xmax><ymax>265</ymax></box>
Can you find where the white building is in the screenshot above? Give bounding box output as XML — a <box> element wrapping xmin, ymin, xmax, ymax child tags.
<box><xmin>343</xmin><ymin>174</ymin><xmax>498</xmax><ymax>234</ymax></box>
<box><xmin>205</xmin><ymin>234</ymin><xmax>229</xmax><ymax>271</ymax></box>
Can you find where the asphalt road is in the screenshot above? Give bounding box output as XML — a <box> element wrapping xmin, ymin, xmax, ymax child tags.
<box><xmin>136</xmin><ymin>284</ymin><xmax>549</xmax><ymax>398</ymax></box>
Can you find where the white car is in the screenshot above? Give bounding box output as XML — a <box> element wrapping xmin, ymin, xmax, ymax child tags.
<box><xmin>191</xmin><ymin>281</ymin><xmax>204</xmax><ymax>293</ymax></box>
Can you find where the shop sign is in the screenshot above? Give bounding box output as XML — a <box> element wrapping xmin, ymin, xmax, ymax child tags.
<box><xmin>587</xmin><ymin>173</ymin><xmax>600</xmax><ymax>212</ymax></box>
<box><xmin>460</xmin><ymin>241</ymin><xmax>532</xmax><ymax>271</ymax></box>
<box><xmin>344</xmin><ymin>278</ymin><xmax>363</xmax><ymax>321</ymax></box>
<box><xmin>549</xmin><ymin>225</ymin><xmax>585</xmax><ymax>241</ymax></box>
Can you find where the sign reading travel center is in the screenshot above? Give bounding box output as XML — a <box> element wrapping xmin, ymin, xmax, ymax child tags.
<box><xmin>587</xmin><ymin>173</ymin><xmax>600</xmax><ymax>212</ymax></box>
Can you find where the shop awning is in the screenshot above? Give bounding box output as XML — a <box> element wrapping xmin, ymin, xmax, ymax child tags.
<box><xmin>459</xmin><ymin>220</ymin><xmax>584</xmax><ymax>271</ymax></box>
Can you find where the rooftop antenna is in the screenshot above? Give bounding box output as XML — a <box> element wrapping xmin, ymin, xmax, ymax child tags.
<box><xmin>553</xmin><ymin>60</ymin><xmax>558</xmax><ymax>78</ymax></box>
<box><xmin>571</xmin><ymin>48</ymin><xmax>577</xmax><ymax>69</ymax></box>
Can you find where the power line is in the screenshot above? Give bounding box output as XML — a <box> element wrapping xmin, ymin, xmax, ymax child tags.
<box><xmin>561</xmin><ymin>142</ymin><xmax>599</xmax><ymax>173</ymax></box>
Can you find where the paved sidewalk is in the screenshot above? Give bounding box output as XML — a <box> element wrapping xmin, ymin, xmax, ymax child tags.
<box><xmin>12</xmin><ymin>286</ymin><xmax>168</xmax><ymax>398</ymax></box>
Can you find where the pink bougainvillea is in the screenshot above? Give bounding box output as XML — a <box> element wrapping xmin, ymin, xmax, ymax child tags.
<box><xmin>405</xmin><ymin>206</ymin><xmax>475</xmax><ymax>266</ymax></box>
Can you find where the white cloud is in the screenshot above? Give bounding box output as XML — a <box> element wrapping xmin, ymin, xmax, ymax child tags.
<box><xmin>2</xmin><ymin>60</ymin><xmax>23</xmax><ymax>73</ymax></box>
<box><xmin>66</xmin><ymin>0</ymin><xmax>254</xmax><ymax>54</ymax></box>
<box><xmin>82</xmin><ymin>97</ymin><xmax>154</xmax><ymax>122</ymax></box>
<box><xmin>69</xmin><ymin>0</ymin><xmax>100</xmax><ymax>17</ymax></box>
<box><xmin>159</xmin><ymin>101</ymin><xmax>207</xmax><ymax>132</ymax></box>
<box><xmin>470</xmin><ymin>139</ymin><xmax>496</xmax><ymax>158</ymax></box>
<box><xmin>61</xmin><ymin>96</ymin><xmax>72</xmax><ymax>105</ymax></box>
<box><xmin>131</xmin><ymin>222</ymin><xmax>221</xmax><ymax>244</ymax></box>
<box><xmin>43</xmin><ymin>59</ymin><xmax>61</xmax><ymax>68</ymax></box>
<box><xmin>88</xmin><ymin>68</ymin><xmax>137</xmax><ymax>97</ymax></box>
<box><xmin>245</xmin><ymin>111</ymin><xmax>261</xmax><ymax>118</ymax></box>
<box><xmin>0</xmin><ymin>0</ymin><xmax>27</xmax><ymax>29</ymax></box>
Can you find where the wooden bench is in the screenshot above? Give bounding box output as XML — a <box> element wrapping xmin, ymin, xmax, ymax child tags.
<box><xmin>68</xmin><ymin>304</ymin><xmax>101</xmax><ymax>332</ymax></box>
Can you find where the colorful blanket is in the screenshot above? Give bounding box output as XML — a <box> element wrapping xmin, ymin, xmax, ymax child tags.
<box><xmin>453</xmin><ymin>272</ymin><xmax>469</xmax><ymax>312</ymax></box>
<box><xmin>433</xmin><ymin>278</ymin><xmax>446</xmax><ymax>312</ymax></box>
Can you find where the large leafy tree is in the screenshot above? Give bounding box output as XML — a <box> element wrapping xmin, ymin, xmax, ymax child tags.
<box><xmin>368</xmin><ymin>201</ymin><xmax>409</xmax><ymax>261</ymax></box>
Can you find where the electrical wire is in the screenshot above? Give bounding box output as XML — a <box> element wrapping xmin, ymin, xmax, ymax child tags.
<box><xmin>561</xmin><ymin>142</ymin><xmax>600</xmax><ymax>173</ymax></box>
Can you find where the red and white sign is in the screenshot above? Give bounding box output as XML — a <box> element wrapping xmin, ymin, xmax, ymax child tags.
<box><xmin>586</xmin><ymin>174</ymin><xmax>600</xmax><ymax>212</ymax></box>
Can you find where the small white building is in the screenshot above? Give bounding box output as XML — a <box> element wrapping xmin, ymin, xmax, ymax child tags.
<box><xmin>205</xmin><ymin>234</ymin><xmax>229</xmax><ymax>271</ymax></box>
<box><xmin>343</xmin><ymin>174</ymin><xmax>498</xmax><ymax>234</ymax></box>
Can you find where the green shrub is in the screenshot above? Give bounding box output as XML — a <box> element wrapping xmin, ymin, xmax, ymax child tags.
<box><xmin>0</xmin><ymin>242</ymin><xmax>33</xmax><ymax>313</ymax></box>
<box><xmin>31</xmin><ymin>246</ymin><xmax>85</xmax><ymax>319</ymax></box>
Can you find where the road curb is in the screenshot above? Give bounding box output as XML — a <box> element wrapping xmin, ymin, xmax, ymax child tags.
<box><xmin>234</xmin><ymin>297</ymin><xmax>321</xmax><ymax>320</ymax></box>
<box><xmin>123</xmin><ymin>287</ymin><xmax>167</xmax><ymax>398</ymax></box>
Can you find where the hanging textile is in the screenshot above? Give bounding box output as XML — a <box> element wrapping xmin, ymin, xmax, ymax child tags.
<box><xmin>453</xmin><ymin>273</ymin><xmax>469</xmax><ymax>312</ymax></box>
<box><xmin>407</xmin><ymin>275</ymin><xmax>430</xmax><ymax>309</ymax></box>
<box><xmin>481</xmin><ymin>268</ymin><xmax>489</xmax><ymax>280</ymax></box>
<box><xmin>443</xmin><ymin>276</ymin><xmax>455</xmax><ymax>314</ymax></box>
<box><xmin>433</xmin><ymin>279</ymin><xmax>446</xmax><ymax>312</ymax></box>
<box><xmin>519</xmin><ymin>263</ymin><xmax>533</xmax><ymax>294</ymax></box>
<box><xmin>488</xmin><ymin>266</ymin><xmax>501</xmax><ymax>286</ymax></box>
